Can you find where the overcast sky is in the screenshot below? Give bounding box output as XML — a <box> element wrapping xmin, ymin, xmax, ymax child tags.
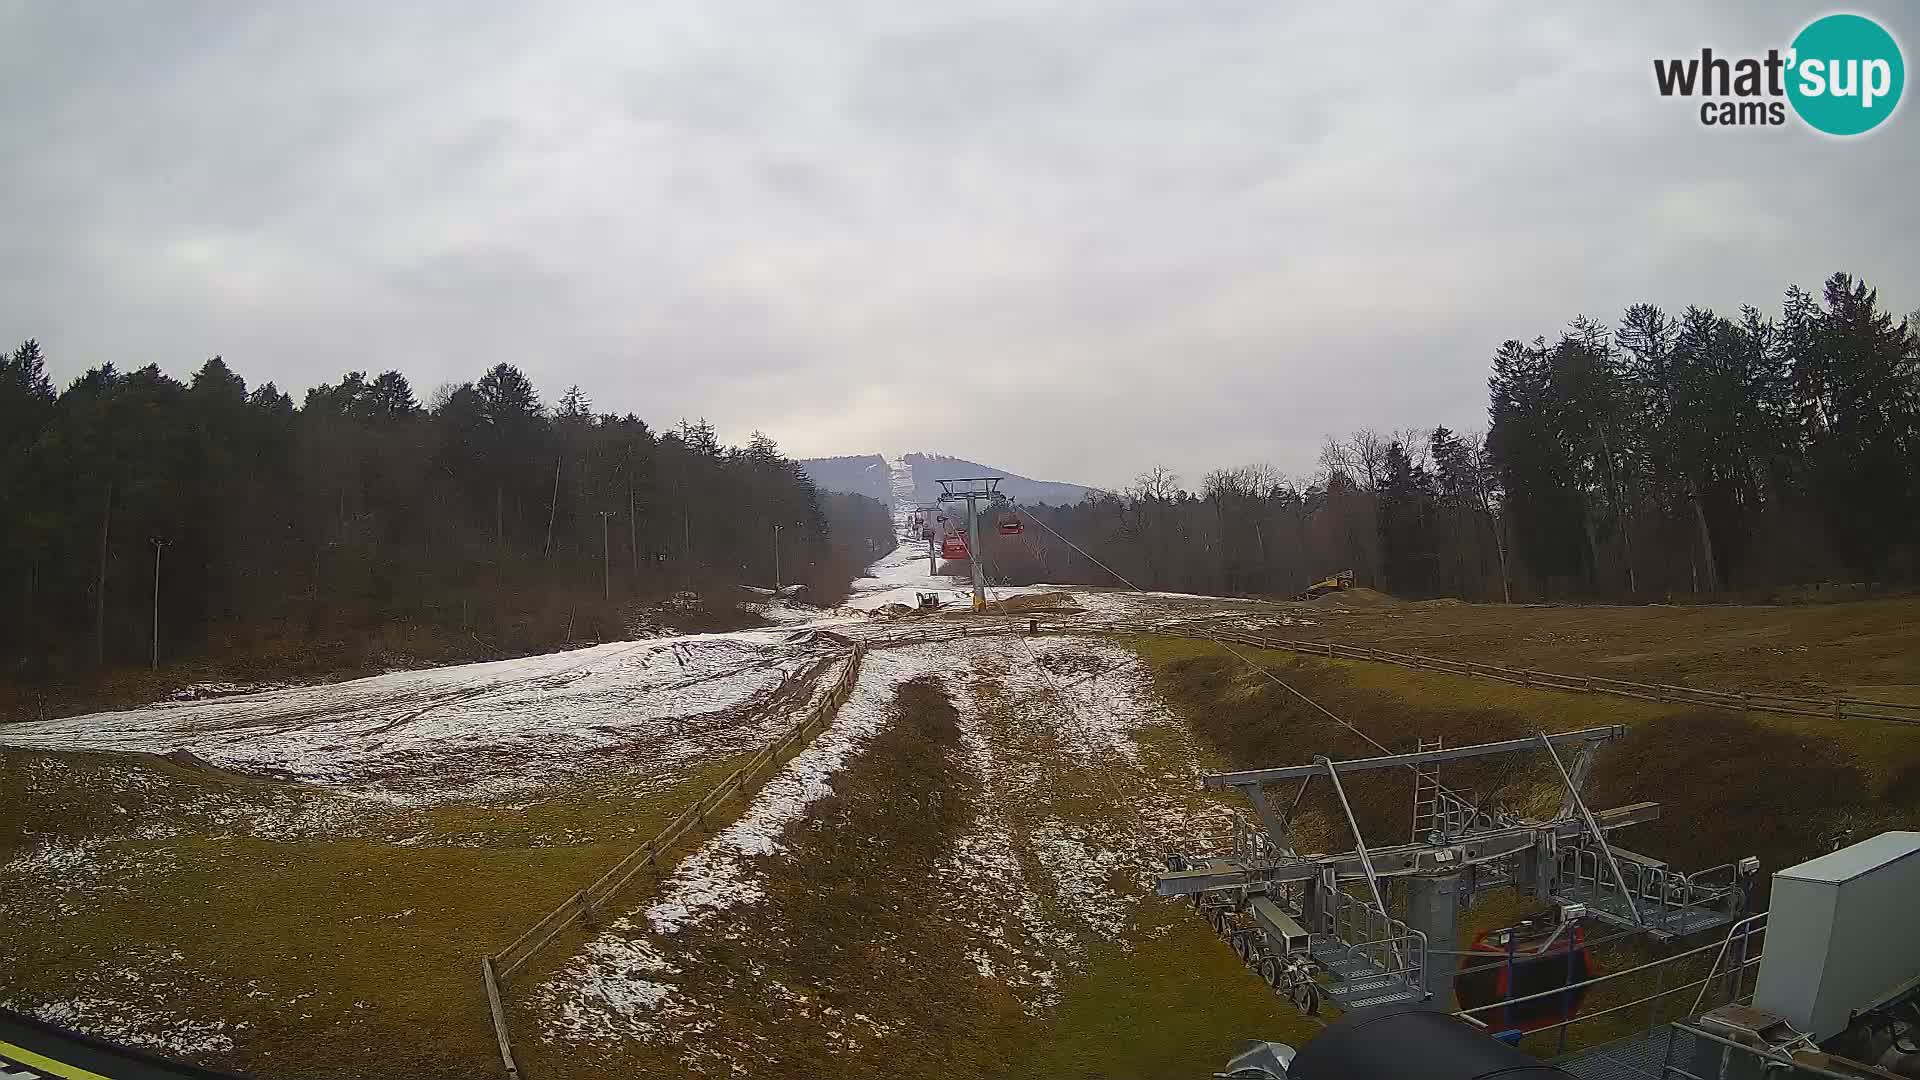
<box><xmin>4</xmin><ymin>2</ymin><xmax>1915</xmax><ymax>490</ymax></box>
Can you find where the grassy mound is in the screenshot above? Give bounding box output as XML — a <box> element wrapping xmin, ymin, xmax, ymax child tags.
<box><xmin>1303</xmin><ymin>587</ymin><xmax>1399</xmax><ymax>608</ymax></box>
<box><xmin>983</xmin><ymin>592</ymin><xmax>1081</xmax><ymax>615</ymax></box>
<box><xmin>1127</xmin><ymin>634</ymin><xmax>1915</xmax><ymax>884</ymax></box>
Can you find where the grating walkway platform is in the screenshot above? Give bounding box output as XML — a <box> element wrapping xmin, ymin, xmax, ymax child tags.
<box><xmin>1551</xmin><ymin>885</ymin><xmax>1741</xmax><ymax>941</ymax></box>
<box><xmin>1553</xmin><ymin>1025</ymin><xmax>1696</xmax><ymax>1080</ymax></box>
<box><xmin>1308</xmin><ymin>934</ymin><xmax>1425</xmax><ymax>1009</ymax></box>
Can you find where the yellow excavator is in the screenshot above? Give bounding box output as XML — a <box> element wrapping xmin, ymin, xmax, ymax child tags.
<box><xmin>1295</xmin><ymin>569</ymin><xmax>1355</xmax><ymax>600</ymax></box>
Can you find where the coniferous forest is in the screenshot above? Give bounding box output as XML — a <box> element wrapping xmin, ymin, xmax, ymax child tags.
<box><xmin>3</xmin><ymin>271</ymin><xmax>1916</xmax><ymax>705</ymax></box>
<box><xmin>993</xmin><ymin>273</ymin><xmax>1920</xmax><ymax>601</ymax></box>
<box><xmin>0</xmin><ymin>354</ymin><xmax>891</xmax><ymax>699</ymax></box>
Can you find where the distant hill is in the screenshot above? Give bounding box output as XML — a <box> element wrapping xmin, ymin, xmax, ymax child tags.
<box><xmin>796</xmin><ymin>455</ymin><xmax>891</xmax><ymax>503</ymax></box>
<box><xmin>904</xmin><ymin>453</ymin><xmax>1099</xmax><ymax>507</ymax></box>
<box><xmin>798</xmin><ymin>452</ymin><xmax>1100</xmax><ymax>508</ymax></box>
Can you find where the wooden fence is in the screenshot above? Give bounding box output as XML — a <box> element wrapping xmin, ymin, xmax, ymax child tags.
<box><xmin>1058</xmin><ymin>619</ymin><xmax>1920</xmax><ymax>728</ymax></box>
<box><xmin>481</xmin><ymin>644</ymin><xmax>868</xmax><ymax>1080</ymax></box>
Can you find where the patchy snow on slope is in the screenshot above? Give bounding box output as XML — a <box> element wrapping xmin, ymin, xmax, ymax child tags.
<box><xmin>11</xmin><ymin>997</ymin><xmax>236</xmax><ymax>1058</ymax></box>
<box><xmin>536</xmin><ymin>644</ymin><xmax>945</xmax><ymax>1042</ymax></box>
<box><xmin>529</xmin><ymin>626</ymin><xmax>1235</xmax><ymax>1068</ymax></box>
<box><xmin>885</xmin><ymin>454</ymin><xmax>917</xmax><ymax>516</ymax></box>
<box><xmin>0</xmin><ymin>947</ymin><xmax>243</xmax><ymax>1060</ymax></box>
<box><xmin>944</xmin><ymin>635</ymin><xmax>1229</xmax><ymax>977</ymax></box>
<box><xmin>844</xmin><ymin>543</ymin><xmax>1071</xmax><ymax>613</ymax></box>
<box><xmin>640</xmin><ymin>654</ymin><xmax>872</xmax><ymax>936</ymax></box>
<box><xmin>845</xmin><ymin>456</ymin><xmax>1000</xmax><ymax>612</ymax></box>
<box><xmin>0</xmin><ymin>629</ymin><xmax>845</xmax><ymax>805</ymax></box>
<box><xmin>737</xmin><ymin>598</ymin><xmax>844</xmax><ymax>626</ymax></box>
<box><xmin>843</xmin><ymin>534</ymin><xmax>960</xmax><ymax>612</ymax></box>
<box><xmin>1038</xmin><ymin>586</ymin><xmax>1280</xmax><ymax>621</ymax></box>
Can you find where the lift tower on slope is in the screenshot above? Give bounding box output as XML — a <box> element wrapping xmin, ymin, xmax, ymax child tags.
<box><xmin>935</xmin><ymin>476</ymin><xmax>1001</xmax><ymax>612</ymax></box>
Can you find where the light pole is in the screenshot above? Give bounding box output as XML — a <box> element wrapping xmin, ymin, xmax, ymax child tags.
<box><xmin>149</xmin><ymin>537</ymin><xmax>168</xmax><ymax>670</ymax></box>
<box><xmin>599</xmin><ymin>511</ymin><xmax>615</xmax><ymax>601</ymax></box>
<box><xmin>772</xmin><ymin>523</ymin><xmax>783</xmax><ymax>593</ymax></box>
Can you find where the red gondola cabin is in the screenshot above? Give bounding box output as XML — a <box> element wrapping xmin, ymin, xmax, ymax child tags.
<box><xmin>1451</xmin><ymin>921</ymin><xmax>1593</xmax><ymax>1034</ymax></box>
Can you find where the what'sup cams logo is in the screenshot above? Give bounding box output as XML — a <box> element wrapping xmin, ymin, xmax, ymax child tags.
<box><xmin>1654</xmin><ymin>13</ymin><xmax>1904</xmax><ymax>135</ymax></box>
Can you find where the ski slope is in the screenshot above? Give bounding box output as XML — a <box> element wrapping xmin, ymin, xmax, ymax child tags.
<box><xmin>0</xmin><ymin>630</ymin><xmax>842</xmax><ymax>805</ymax></box>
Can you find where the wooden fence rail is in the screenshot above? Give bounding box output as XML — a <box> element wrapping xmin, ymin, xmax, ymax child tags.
<box><xmin>1050</xmin><ymin>619</ymin><xmax>1920</xmax><ymax>728</ymax></box>
<box><xmin>481</xmin><ymin>644</ymin><xmax>868</xmax><ymax>1077</ymax></box>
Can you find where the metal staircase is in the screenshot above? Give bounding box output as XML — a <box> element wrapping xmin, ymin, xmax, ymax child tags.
<box><xmin>1307</xmin><ymin>885</ymin><xmax>1429</xmax><ymax>1009</ymax></box>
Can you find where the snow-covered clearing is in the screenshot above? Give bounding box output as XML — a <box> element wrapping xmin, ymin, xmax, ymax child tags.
<box><xmin>843</xmin><ymin>455</ymin><xmax>1060</xmax><ymax>612</ymax></box>
<box><xmin>0</xmin><ymin>628</ymin><xmax>844</xmax><ymax>805</ymax></box>
<box><xmin>845</xmin><ymin>455</ymin><xmax>1306</xmax><ymax>624</ymax></box>
<box><xmin>842</xmin><ymin>536</ymin><xmax>959</xmax><ymax>611</ymax></box>
<box><xmin>844</xmin><ymin>532</ymin><xmax>1043</xmax><ymax>613</ymax></box>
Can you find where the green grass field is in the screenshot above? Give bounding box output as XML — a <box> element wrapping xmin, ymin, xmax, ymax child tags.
<box><xmin>7</xmin><ymin>596</ymin><xmax>1920</xmax><ymax>1077</ymax></box>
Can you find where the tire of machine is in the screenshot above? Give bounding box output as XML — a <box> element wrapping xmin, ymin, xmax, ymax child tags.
<box><xmin>1259</xmin><ymin>956</ymin><xmax>1281</xmax><ymax>988</ymax></box>
<box><xmin>1290</xmin><ymin>980</ymin><xmax>1321</xmax><ymax>1017</ymax></box>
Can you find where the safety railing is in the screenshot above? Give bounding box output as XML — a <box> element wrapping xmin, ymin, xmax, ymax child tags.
<box><xmin>1455</xmin><ymin>918</ymin><xmax>1767</xmax><ymax>1056</ymax></box>
<box><xmin>1689</xmin><ymin>912</ymin><xmax>1768</xmax><ymax>1014</ymax></box>
<box><xmin>1323</xmin><ymin>885</ymin><xmax>1428</xmax><ymax>992</ymax></box>
<box><xmin>1557</xmin><ymin>842</ymin><xmax>1743</xmax><ymax>933</ymax></box>
<box><xmin>1657</xmin><ymin>1019</ymin><xmax>1859</xmax><ymax>1080</ymax></box>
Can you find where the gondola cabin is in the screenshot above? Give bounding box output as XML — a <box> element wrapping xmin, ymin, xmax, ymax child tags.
<box><xmin>997</xmin><ymin>514</ymin><xmax>1024</xmax><ymax>535</ymax></box>
<box><xmin>1451</xmin><ymin>920</ymin><xmax>1593</xmax><ymax>1034</ymax></box>
<box><xmin>940</xmin><ymin>534</ymin><xmax>970</xmax><ymax>560</ymax></box>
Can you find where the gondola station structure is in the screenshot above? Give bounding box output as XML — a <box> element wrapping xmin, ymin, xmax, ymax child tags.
<box><xmin>1171</xmin><ymin>728</ymin><xmax>1920</xmax><ymax>1079</ymax></box>
<box><xmin>1162</xmin><ymin>727</ymin><xmax>1758</xmax><ymax>1022</ymax></box>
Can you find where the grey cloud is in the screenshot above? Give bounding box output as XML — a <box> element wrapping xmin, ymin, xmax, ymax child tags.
<box><xmin>3</xmin><ymin>2</ymin><xmax>1916</xmax><ymax>490</ymax></box>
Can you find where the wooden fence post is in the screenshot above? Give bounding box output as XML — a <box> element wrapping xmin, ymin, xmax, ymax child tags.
<box><xmin>483</xmin><ymin>957</ymin><xmax>522</xmax><ymax>1080</ymax></box>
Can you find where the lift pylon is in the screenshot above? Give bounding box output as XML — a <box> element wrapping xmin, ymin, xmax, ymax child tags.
<box><xmin>934</xmin><ymin>477</ymin><xmax>1001</xmax><ymax>611</ymax></box>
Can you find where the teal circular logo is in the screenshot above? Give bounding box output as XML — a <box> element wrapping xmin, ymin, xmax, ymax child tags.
<box><xmin>1787</xmin><ymin>14</ymin><xmax>1904</xmax><ymax>135</ymax></box>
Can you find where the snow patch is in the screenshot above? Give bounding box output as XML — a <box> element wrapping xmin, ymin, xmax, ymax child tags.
<box><xmin>536</xmin><ymin>647</ymin><xmax>936</xmax><ymax>1041</ymax></box>
<box><xmin>0</xmin><ymin>630</ymin><xmax>840</xmax><ymax>805</ymax></box>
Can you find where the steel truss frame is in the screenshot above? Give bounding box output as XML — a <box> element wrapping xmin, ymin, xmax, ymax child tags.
<box><xmin>1159</xmin><ymin>725</ymin><xmax>1757</xmax><ymax>1017</ymax></box>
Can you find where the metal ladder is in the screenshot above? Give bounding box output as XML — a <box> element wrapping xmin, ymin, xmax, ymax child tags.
<box><xmin>1411</xmin><ymin>736</ymin><xmax>1443</xmax><ymax>842</ymax></box>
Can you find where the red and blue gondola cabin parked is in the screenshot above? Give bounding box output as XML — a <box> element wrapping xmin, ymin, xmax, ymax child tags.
<box><xmin>1452</xmin><ymin>921</ymin><xmax>1593</xmax><ymax>1034</ymax></box>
